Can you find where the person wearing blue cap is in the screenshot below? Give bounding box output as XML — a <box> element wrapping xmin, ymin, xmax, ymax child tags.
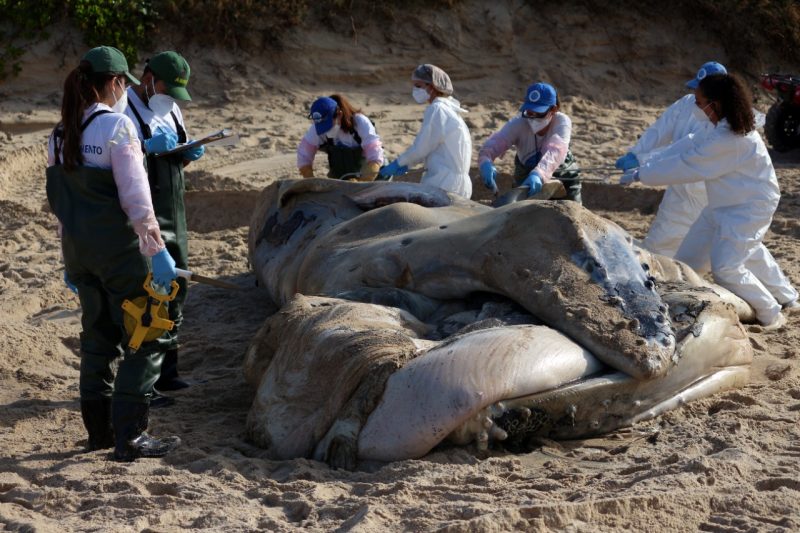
<box><xmin>124</xmin><ymin>51</ymin><xmax>204</xmax><ymax>403</ymax></box>
<box><xmin>297</xmin><ymin>94</ymin><xmax>384</xmax><ymax>180</ymax></box>
<box><xmin>614</xmin><ymin>61</ymin><xmax>727</xmax><ymax>257</ymax></box>
<box><xmin>45</xmin><ymin>46</ymin><xmax>181</xmax><ymax>460</ymax></box>
<box><xmin>479</xmin><ymin>82</ymin><xmax>581</xmax><ymax>202</ymax></box>
<box><xmin>619</xmin><ymin>73</ymin><xmax>799</xmax><ymax>330</ymax></box>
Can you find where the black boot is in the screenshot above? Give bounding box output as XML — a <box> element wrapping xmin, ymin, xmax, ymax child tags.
<box><xmin>154</xmin><ymin>349</ymin><xmax>191</xmax><ymax>391</ymax></box>
<box><xmin>80</xmin><ymin>399</ymin><xmax>114</xmax><ymax>451</ymax></box>
<box><xmin>112</xmin><ymin>400</ymin><xmax>181</xmax><ymax>462</ymax></box>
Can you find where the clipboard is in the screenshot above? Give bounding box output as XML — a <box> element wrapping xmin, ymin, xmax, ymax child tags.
<box><xmin>154</xmin><ymin>128</ymin><xmax>239</xmax><ymax>157</ymax></box>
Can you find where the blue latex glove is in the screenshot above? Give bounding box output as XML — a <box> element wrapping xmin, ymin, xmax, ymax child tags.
<box><xmin>183</xmin><ymin>142</ymin><xmax>205</xmax><ymax>162</ymax></box>
<box><xmin>63</xmin><ymin>271</ymin><xmax>78</xmax><ymax>294</ymax></box>
<box><xmin>522</xmin><ymin>170</ymin><xmax>543</xmax><ymax>197</ymax></box>
<box><xmin>151</xmin><ymin>248</ymin><xmax>177</xmax><ymax>289</ymax></box>
<box><xmin>619</xmin><ymin>169</ymin><xmax>639</xmax><ymax>186</ymax></box>
<box><xmin>480</xmin><ymin>161</ymin><xmax>498</xmax><ymax>193</ymax></box>
<box><xmin>615</xmin><ymin>152</ymin><xmax>639</xmax><ymax>171</ymax></box>
<box><xmin>379</xmin><ymin>159</ymin><xmax>409</xmax><ymax>179</ymax></box>
<box><xmin>143</xmin><ymin>128</ymin><xmax>178</xmax><ymax>154</ymax></box>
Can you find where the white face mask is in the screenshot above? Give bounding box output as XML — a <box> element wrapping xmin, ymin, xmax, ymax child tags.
<box><xmin>325</xmin><ymin>123</ymin><xmax>340</xmax><ymax>141</ymax></box>
<box><xmin>147</xmin><ymin>78</ymin><xmax>175</xmax><ymax>117</ymax></box>
<box><xmin>111</xmin><ymin>79</ymin><xmax>128</xmax><ymax>113</ymax></box>
<box><xmin>528</xmin><ymin>114</ymin><xmax>552</xmax><ymax>134</ymax></box>
<box><xmin>692</xmin><ymin>102</ymin><xmax>711</xmax><ymax>123</ymax></box>
<box><xmin>412</xmin><ymin>86</ymin><xmax>430</xmax><ymax>104</ymax></box>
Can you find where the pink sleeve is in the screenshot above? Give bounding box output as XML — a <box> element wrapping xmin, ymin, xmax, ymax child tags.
<box><xmin>297</xmin><ymin>138</ymin><xmax>318</xmax><ymax>168</ymax></box>
<box><xmin>109</xmin><ymin>138</ymin><xmax>164</xmax><ymax>257</ymax></box>
<box><xmin>354</xmin><ymin>115</ymin><xmax>384</xmax><ymax>164</ymax></box>
<box><xmin>478</xmin><ymin>130</ymin><xmax>512</xmax><ymax>166</ymax></box>
<box><xmin>534</xmin><ymin>134</ymin><xmax>569</xmax><ymax>181</ymax></box>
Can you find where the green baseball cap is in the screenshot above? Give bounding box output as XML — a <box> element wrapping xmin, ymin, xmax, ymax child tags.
<box><xmin>81</xmin><ymin>46</ymin><xmax>140</xmax><ymax>85</ymax></box>
<box><xmin>147</xmin><ymin>51</ymin><xmax>192</xmax><ymax>101</ymax></box>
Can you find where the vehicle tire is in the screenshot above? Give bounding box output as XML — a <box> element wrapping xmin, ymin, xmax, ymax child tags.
<box><xmin>764</xmin><ymin>102</ymin><xmax>800</xmax><ymax>152</ymax></box>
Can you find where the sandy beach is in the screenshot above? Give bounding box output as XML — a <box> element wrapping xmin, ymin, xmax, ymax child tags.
<box><xmin>2</xmin><ymin>2</ymin><xmax>799</xmax><ymax>531</ymax></box>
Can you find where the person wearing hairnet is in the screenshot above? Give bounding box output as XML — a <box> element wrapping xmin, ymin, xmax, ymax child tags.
<box><xmin>124</xmin><ymin>51</ymin><xmax>202</xmax><ymax>401</ymax></box>
<box><xmin>615</xmin><ymin>61</ymin><xmax>726</xmax><ymax>257</ymax></box>
<box><xmin>619</xmin><ymin>73</ymin><xmax>799</xmax><ymax>329</ymax></box>
<box><xmin>380</xmin><ymin>64</ymin><xmax>472</xmax><ymax>198</ymax></box>
<box><xmin>479</xmin><ymin>82</ymin><xmax>582</xmax><ymax>202</ymax></box>
<box><xmin>297</xmin><ymin>94</ymin><xmax>384</xmax><ymax>180</ymax></box>
<box><xmin>46</xmin><ymin>46</ymin><xmax>181</xmax><ymax>460</ymax></box>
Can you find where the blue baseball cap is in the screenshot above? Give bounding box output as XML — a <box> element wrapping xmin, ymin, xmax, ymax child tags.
<box><xmin>686</xmin><ymin>61</ymin><xmax>727</xmax><ymax>89</ymax></box>
<box><xmin>309</xmin><ymin>97</ymin><xmax>338</xmax><ymax>135</ymax></box>
<box><xmin>520</xmin><ymin>82</ymin><xmax>557</xmax><ymax>114</ymax></box>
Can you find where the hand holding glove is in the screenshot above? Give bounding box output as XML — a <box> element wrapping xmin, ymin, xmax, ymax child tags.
<box><xmin>151</xmin><ymin>248</ymin><xmax>177</xmax><ymax>289</ymax></box>
<box><xmin>522</xmin><ymin>170</ymin><xmax>543</xmax><ymax>197</ymax></box>
<box><xmin>64</xmin><ymin>271</ymin><xmax>78</xmax><ymax>294</ymax></box>
<box><xmin>619</xmin><ymin>169</ymin><xmax>639</xmax><ymax>186</ymax></box>
<box><xmin>480</xmin><ymin>161</ymin><xmax>498</xmax><ymax>193</ymax></box>
<box><xmin>615</xmin><ymin>152</ymin><xmax>639</xmax><ymax>171</ymax></box>
<box><xmin>379</xmin><ymin>159</ymin><xmax>409</xmax><ymax>179</ymax></box>
<box><xmin>183</xmin><ymin>142</ymin><xmax>205</xmax><ymax>162</ymax></box>
<box><xmin>143</xmin><ymin>128</ymin><xmax>178</xmax><ymax>154</ymax></box>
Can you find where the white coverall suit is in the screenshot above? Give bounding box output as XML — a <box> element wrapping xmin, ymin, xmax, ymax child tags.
<box><xmin>396</xmin><ymin>96</ymin><xmax>472</xmax><ymax>199</ymax></box>
<box><xmin>630</xmin><ymin>94</ymin><xmax>712</xmax><ymax>257</ymax></box>
<box><xmin>639</xmin><ymin>119</ymin><xmax>798</xmax><ymax>325</ymax></box>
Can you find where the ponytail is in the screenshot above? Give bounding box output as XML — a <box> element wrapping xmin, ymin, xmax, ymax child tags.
<box><xmin>329</xmin><ymin>94</ymin><xmax>361</xmax><ymax>133</ymax></box>
<box><xmin>58</xmin><ymin>60</ymin><xmax>115</xmax><ymax>171</ymax></box>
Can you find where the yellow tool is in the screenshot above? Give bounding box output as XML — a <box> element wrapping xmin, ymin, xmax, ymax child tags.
<box><xmin>121</xmin><ymin>273</ymin><xmax>180</xmax><ymax>352</ymax></box>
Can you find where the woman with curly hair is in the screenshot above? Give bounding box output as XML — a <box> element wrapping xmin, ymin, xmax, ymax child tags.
<box><xmin>619</xmin><ymin>73</ymin><xmax>799</xmax><ymax>329</ymax></box>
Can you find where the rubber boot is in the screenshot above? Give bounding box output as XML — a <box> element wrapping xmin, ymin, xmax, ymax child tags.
<box><xmin>80</xmin><ymin>399</ymin><xmax>114</xmax><ymax>451</ymax></box>
<box><xmin>112</xmin><ymin>400</ymin><xmax>181</xmax><ymax>462</ymax></box>
<box><xmin>153</xmin><ymin>349</ymin><xmax>190</xmax><ymax>391</ymax></box>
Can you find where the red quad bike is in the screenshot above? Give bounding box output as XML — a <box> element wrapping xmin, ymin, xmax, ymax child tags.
<box><xmin>760</xmin><ymin>73</ymin><xmax>800</xmax><ymax>152</ymax></box>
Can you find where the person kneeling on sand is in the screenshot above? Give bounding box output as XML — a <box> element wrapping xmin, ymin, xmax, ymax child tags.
<box><xmin>478</xmin><ymin>82</ymin><xmax>582</xmax><ymax>203</ymax></box>
<box><xmin>619</xmin><ymin>73</ymin><xmax>800</xmax><ymax>329</ymax></box>
<box><xmin>46</xmin><ymin>46</ymin><xmax>181</xmax><ymax>461</ymax></box>
<box><xmin>297</xmin><ymin>94</ymin><xmax>385</xmax><ymax>181</ymax></box>
<box><xmin>379</xmin><ymin>64</ymin><xmax>472</xmax><ymax>199</ymax></box>
<box><xmin>614</xmin><ymin>61</ymin><xmax>726</xmax><ymax>257</ymax></box>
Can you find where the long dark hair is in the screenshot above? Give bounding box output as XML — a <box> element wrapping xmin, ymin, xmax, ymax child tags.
<box><xmin>698</xmin><ymin>73</ymin><xmax>755</xmax><ymax>135</ymax></box>
<box><xmin>57</xmin><ymin>60</ymin><xmax>117</xmax><ymax>171</ymax></box>
<box><xmin>329</xmin><ymin>94</ymin><xmax>361</xmax><ymax>133</ymax></box>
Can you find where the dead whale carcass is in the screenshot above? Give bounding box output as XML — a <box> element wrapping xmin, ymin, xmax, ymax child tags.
<box><xmin>245</xmin><ymin>179</ymin><xmax>753</xmax><ymax>464</ymax></box>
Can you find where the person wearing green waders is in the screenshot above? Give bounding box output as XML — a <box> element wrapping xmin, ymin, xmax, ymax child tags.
<box><xmin>46</xmin><ymin>46</ymin><xmax>181</xmax><ymax>461</ymax></box>
<box><xmin>124</xmin><ymin>51</ymin><xmax>204</xmax><ymax>403</ymax></box>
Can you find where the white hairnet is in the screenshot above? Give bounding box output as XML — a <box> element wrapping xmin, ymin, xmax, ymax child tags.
<box><xmin>411</xmin><ymin>64</ymin><xmax>453</xmax><ymax>96</ymax></box>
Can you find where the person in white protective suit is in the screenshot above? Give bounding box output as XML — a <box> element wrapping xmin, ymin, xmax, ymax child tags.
<box><xmin>619</xmin><ymin>73</ymin><xmax>800</xmax><ymax>329</ymax></box>
<box><xmin>614</xmin><ymin>61</ymin><xmax>727</xmax><ymax>257</ymax></box>
<box><xmin>379</xmin><ymin>64</ymin><xmax>472</xmax><ymax>198</ymax></box>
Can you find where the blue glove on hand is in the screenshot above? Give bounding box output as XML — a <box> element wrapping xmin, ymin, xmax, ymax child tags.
<box><xmin>63</xmin><ymin>271</ymin><xmax>78</xmax><ymax>294</ymax></box>
<box><xmin>143</xmin><ymin>128</ymin><xmax>178</xmax><ymax>154</ymax></box>
<box><xmin>379</xmin><ymin>159</ymin><xmax>409</xmax><ymax>179</ymax></box>
<box><xmin>480</xmin><ymin>161</ymin><xmax>498</xmax><ymax>193</ymax></box>
<box><xmin>183</xmin><ymin>142</ymin><xmax>205</xmax><ymax>162</ymax></box>
<box><xmin>522</xmin><ymin>170</ymin><xmax>543</xmax><ymax>197</ymax></box>
<box><xmin>615</xmin><ymin>152</ymin><xmax>639</xmax><ymax>171</ymax></box>
<box><xmin>151</xmin><ymin>248</ymin><xmax>177</xmax><ymax>289</ymax></box>
<box><xmin>619</xmin><ymin>169</ymin><xmax>639</xmax><ymax>186</ymax></box>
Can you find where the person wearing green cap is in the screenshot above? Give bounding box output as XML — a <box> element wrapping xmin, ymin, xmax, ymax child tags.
<box><xmin>124</xmin><ymin>51</ymin><xmax>203</xmax><ymax>402</ymax></box>
<box><xmin>45</xmin><ymin>46</ymin><xmax>181</xmax><ymax>461</ymax></box>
